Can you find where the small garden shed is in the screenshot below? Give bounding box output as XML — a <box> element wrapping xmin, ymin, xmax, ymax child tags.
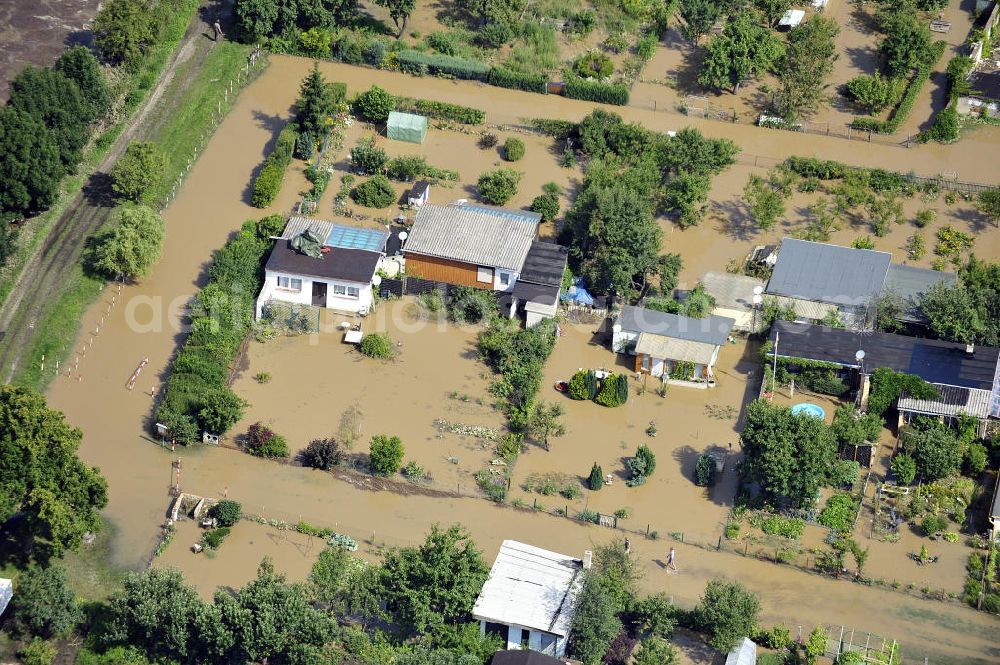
<box><xmin>387</xmin><ymin>111</ymin><xmax>428</xmax><ymax>144</ymax></box>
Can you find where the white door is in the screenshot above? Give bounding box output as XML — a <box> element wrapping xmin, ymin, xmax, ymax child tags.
<box><xmin>651</xmin><ymin>358</ymin><xmax>664</xmax><ymax>377</ymax></box>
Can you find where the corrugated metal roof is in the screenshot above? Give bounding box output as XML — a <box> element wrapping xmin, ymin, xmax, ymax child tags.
<box><xmin>883</xmin><ymin>264</ymin><xmax>957</xmax><ymax>323</ymax></box>
<box><xmin>725</xmin><ymin>638</ymin><xmax>757</xmax><ymax>665</ymax></box>
<box><xmin>701</xmin><ymin>272</ymin><xmax>764</xmax><ymax>311</ymax></box>
<box><xmin>472</xmin><ymin>540</ymin><xmax>583</xmax><ymax>638</ymax></box>
<box><xmin>404</xmin><ymin>204</ymin><xmax>541</xmax><ymax>271</ymax></box>
<box><xmin>897</xmin><ymin>384</ymin><xmax>993</xmax><ymax>419</ymax></box>
<box><xmin>618</xmin><ymin>306</ymin><xmax>734</xmax><ymax>346</ymax></box>
<box><xmin>635</xmin><ymin>333</ymin><xmax>717</xmax><ymax>365</ymax></box>
<box><xmin>767</xmin><ymin>238</ymin><xmax>891</xmax><ymax>307</ymax></box>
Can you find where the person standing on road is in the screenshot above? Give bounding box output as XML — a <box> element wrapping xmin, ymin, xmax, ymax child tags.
<box><xmin>213</xmin><ymin>18</ymin><xmax>224</xmax><ymax>41</ymax></box>
<box><xmin>624</xmin><ymin>537</ymin><xmax>631</xmax><ymax>554</ymax></box>
<box><xmin>667</xmin><ymin>547</ymin><xmax>677</xmax><ymax>571</ymax></box>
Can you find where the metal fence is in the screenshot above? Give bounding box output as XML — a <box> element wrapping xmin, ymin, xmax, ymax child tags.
<box><xmin>260</xmin><ymin>300</ymin><xmax>322</xmax><ymax>333</ymax></box>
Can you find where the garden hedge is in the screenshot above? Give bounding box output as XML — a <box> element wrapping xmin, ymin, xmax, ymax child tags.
<box><xmin>530</xmin><ymin>118</ymin><xmax>577</xmax><ymax>139</ymax></box>
<box><xmin>850</xmin><ymin>40</ymin><xmax>946</xmax><ymax>134</ymax></box>
<box><xmin>395</xmin><ymin>98</ymin><xmax>485</xmax><ymax>124</ymax></box>
<box><xmin>397</xmin><ymin>50</ymin><xmax>488</xmax><ymax>80</ymax></box>
<box><xmin>251</xmin><ymin>123</ymin><xmax>298</xmax><ymax>208</ymax></box>
<box><xmin>487</xmin><ymin>67</ymin><xmax>548</xmax><ymax>94</ymax></box>
<box><xmin>564</xmin><ymin>77</ymin><xmax>629</xmax><ymax>106</ymax></box>
<box><xmin>155</xmin><ymin>214</ymin><xmax>286</xmax><ymax>443</ymax></box>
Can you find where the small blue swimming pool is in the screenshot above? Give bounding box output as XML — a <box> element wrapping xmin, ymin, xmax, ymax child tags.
<box><xmin>791</xmin><ymin>402</ymin><xmax>826</xmax><ymax>419</ymax></box>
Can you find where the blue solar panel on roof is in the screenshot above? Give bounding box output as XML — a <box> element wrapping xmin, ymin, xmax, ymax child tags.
<box><xmin>325</xmin><ymin>224</ymin><xmax>388</xmax><ymax>252</ymax></box>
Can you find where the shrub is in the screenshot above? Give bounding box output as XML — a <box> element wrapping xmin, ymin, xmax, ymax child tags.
<box><xmin>564</xmin><ymin>77</ymin><xmax>629</xmax><ymax>105</ymax></box>
<box><xmin>755</xmin><ymin>625</ymin><xmax>792</xmax><ymax>650</ymax></box>
<box><xmin>846</xmin><ymin>73</ymin><xmax>903</xmax><ymax>114</ymax></box>
<box><xmin>447</xmin><ymin>286</ymin><xmax>497</xmax><ymax>323</ymax></box>
<box><xmin>299</xmin><ymin>27</ymin><xmax>332</xmax><ymax>58</ymax></box>
<box><xmin>480</xmin><ymin>23</ymin><xmax>514</xmax><ymax>48</ymax></box>
<box><xmin>211</xmin><ymin>500</ymin><xmax>242</xmax><ymax>527</ymax></box>
<box><xmin>202</xmin><ymin>526</ymin><xmax>230</xmax><ymax>549</ymax></box>
<box><xmin>359</xmin><ymin>332</ymin><xmax>395</xmax><ymax>359</ymax></box>
<box><xmin>352</xmin><ymin>175</ymin><xmax>396</xmax><ymax>208</ymax></box>
<box><xmin>695</xmin><ymin>454</ymin><xmax>717</xmax><ymax>487</ymax></box>
<box><xmin>477</xmin><ymin>168</ymin><xmax>521</xmax><ymax>205</ymax></box>
<box><xmin>397</xmin><ymin>50</ymin><xmax>489</xmax><ymax>80</ymax></box>
<box><xmin>251</xmin><ymin>123</ymin><xmax>298</xmax><ymax>208</ymax></box>
<box><xmin>594</xmin><ymin>374</ymin><xmax>623</xmax><ymax>407</ymax></box>
<box><xmin>295</xmin><ymin>131</ymin><xmax>315</xmax><ymax>160</ymax></box>
<box><xmin>478</xmin><ymin>132</ymin><xmax>498</xmax><ymax>149</ymax></box>
<box><xmin>588</xmin><ymin>462</ymin><xmax>604</xmax><ymax>490</ymax></box>
<box><xmin>567</xmin><ymin>370</ymin><xmax>590</xmax><ymax>400</ymax></box>
<box><xmin>965</xmin><ymin>442</ymin><xmax>988</xmax><ymax>476</ymax></box>
<box><xmin>922</xmin><ymin>514</ymin><xmax>948</xmax><ymax>537</ymax></box>
<box><xmin>245</xmin><ymin>422</ymin><xmax>289</xmax><ymax>458</ymax></box>
<box><xmin>487</xmin><ymin>67</ymin><xmax>548</xmax><ymax>94</ymax></box>
<box><xmin>695</xmin><ymin>579</ymin><xmax>761</xmax><ymax>653</ymax></box>
<box><xmin>503</xmin><ymin>137</ymin><xmax>525</xmax><ymax>161</ymax></box>
<box><xmin>626</xmin><ymin>444</ymin><xmax>657</xmax><ymax>485</ymax></box>
<box><xmin>87</xmin><ymin>205</ymin><xmax>165</xmax><ymax>280</ymax></box>
<box><xmin>111</xmin><ymin>141</ymin><xmax>167</xmax><ymax>203</ymax></box>
<box><xmin>636</xmin><ymin>34</ymin><xmax>658</xmax><ymax>60</ymax></box>
<box><xmin>817</xmin><ymin>494</ymin><xmax>857</xmax><ymax>534</ymax></box>
<box><xmin>370</xmin><ymin>434</ymin><xmax>404</xmax><ymax>476</ymax></box>
<box><xmin>353</xmin><ymin>85</ymin><xmax>396</xmax><ymax>122</ymax></box>
<box><xmin>300</xmin><ymin>437</ymin><xmax>342</xmax><ymax>470</ymax></box>
<box><xmin>350</xmin><ymin>137</ymin><xmax>388</xmax><ymax>175</ymax></box>
<box><xmin>19</xmin><ymin>639</ymin><xmax>56</xmax><ymax>665</ymax></box>
<box><xmin>574</xmin><ymin>51</ymin><xmax>614</xmax><ymax>79</ymax></box>
<box><xmin>761</xmin><ymin>515</ymin><xmax>805</xmax><ymax>538</ymax></box>
<box><xmin>920</xmin><ymin>105</ymin><xmax>959</xmax><ymax>144</ymax></box>
<box><xmin>11</xmin><ymin>565</ymin><xmax>81</xmax><ymax>638</ymax></box>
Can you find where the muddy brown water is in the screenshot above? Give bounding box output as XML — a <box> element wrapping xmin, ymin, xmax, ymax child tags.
<box><xmin>45</xmin><ymin>55</ymin><xmax>1000</xmax><ymax>664</ymax></box>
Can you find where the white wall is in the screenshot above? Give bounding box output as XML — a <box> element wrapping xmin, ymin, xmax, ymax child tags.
<box><xmin>611</xmin><ymin>324</ymin><xmax>639</xmax><ymax>354</ymax></box>
<box><xmin>479</xmin><ymin>621</ymin><xmax>565</xmax><ymax>657</ymax></box>
<box><xmin>493</xmin><ymin>269</ymin><xmax>519</xmax><ymax>292</ymax></box>
<box><xmin>256</xmin><ymin>270</ymin><xmax>373</xmax><ymax>317</ymax></box>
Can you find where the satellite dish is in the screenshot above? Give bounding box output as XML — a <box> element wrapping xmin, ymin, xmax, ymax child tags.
<box><xmin>398</xmin><ymin>231</ymin><xmax>408</xmax><ymax>242</ymax></box>
<box><xmin>753</xmin><ymin>285</ymin><xmax>764</xmax><ymax>295</ymax></box>
<box><xmin>855</xmin><ymin>350</ymin><xmax>866</xmax><ymax>361</ymax></box>
<box><xmin>372</xmin><ymin>275</ymin><xmax>382</xmax><ymax>287</ymax></box>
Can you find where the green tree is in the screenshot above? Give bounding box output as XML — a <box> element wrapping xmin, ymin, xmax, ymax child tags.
<box><xmin>111</xmin><ymin>141</ymin><xmax>168</xmax><ymax>203</ymax></box>
<box><xmin>977</xmin><ymin>188</ymin><xmax>1000</xmax><ymax>228</ymax></box>
<box><xmin>697</xmin><ymin>10</ymin><xmax>783</xmax><ymax>93</ymax></box>
<box><xmin>375</xmin><ymin>0</ymin><xmax>416</xmax><ymax>37</ymax></box>
<box><xmin>803</xmin><ymin>626</ymin><xmax>827</xmax><ymax>664</ymax></box>
<box><xmin>298</xmin><ymin>0</ymin><xmax>360</xmax><ymax>29</ymax></box>
<box><xmin>679</xmin><ymin>0</ymin><xmax>722</xmax><ymax>42</ymax></box>
<box><xmin>477</xmin><ymin>167</ymin><xmax>521</xmax><ymax>205</ymax></box>
<box><xmin>919</xmin><ymin>282</ymin><xmax>986</xmax><ymax>345</ymax></box>
<box><xmin>92</xmin><ymin>0</ymin><xmax>160</xmax><ymax>68</ymax></box>
<box><xmin>197</xmin><ymin>388</ymin><xmax>247</xmax><ymax>434</ymax></box>
<box><xmin>531</xmin><ymin>192</ymin><xmax>560</xmax><ymax>221</ymax></box>
<box><xmin>846</xmin><ymin>72</ymin><xmax>903</xmax><ymax>114</ymax></box>
<box><xmin>212</xmin><ymin>500</ymin><xmax>243</xmax><ymax>527</ymax></box>
<box><xmin>695</xmin><ymin>578</ymin><xmax>761</xmax><ymax>653</ymax></box>
<box><xmin>773</xmin><ymin>15</ymin><xmax>839</xmax><ymax>121</ymax></box>
<box><xmin>589</xmin><ymin>462</ymin><xmax>604</xmax><ymax>490</ymax></box>
<box><xmin>235</xmin><ymin>0</ymin><xmax>279</xmax><ymax>41</ymax></box>
<box><xmin>662</xmin><ymin>127</ymin><xmax>739</xmax><ymax>177</ymax></box>
<box><xmin>0</xmin><ymin>386</ymin><xmax>108</xmax><ymax>558</ymax></box>
<box><xmin>880</xmin><ymin>12</ymin><xmax>934</xmax><ymax>77</ymax></box>
<box><xmin>527</xmin><ymin>401</ymin><xmax>566</xmax><ymax>450</ymax></box>
<box><xmin>912</xmin><ymin>426</ymin><xmax>962</xmax><ymax>481</ymax></box>
<box><xmin>369</xmin><ymin>434</ymin><xmax>404</xmax><ymax>475</ymax></box>
<box><xmin>633</xmin><ymin>638</ymin><xmax>677</xmax><ymax>665</ymax></box>
<box><xmin>295</xmin><ymin>63</ymin><xmax>337</xmax><ymax>138</ymax></box>
<box><xmin>18</xmin><ymin>639</ymin><xmax>56</xmax><ymax>665</ymax></box>
<box><xmin>965</xmin><ymin>442</ymin><xmax>988</xmax><ymax>476</ymax></box>
<box><xmin>351</xmin><ymin>137</ymin><xmax>389</xmax><ymax>175</ymax></box>
<box><xmin>0</xmin><ymin>107</ymin><xmax>62</xmax><ymax>220</ymax></box>
<box><xmin>87</xmin><ymin>205</ymin><xmax>165</xmax><ymax>280</ymax></box>
<box><xmin>11</xmin><ymin>565</ymin><xmax>82</xmax><ymax>637</ymax></box>
<box><xmin>380</xmin><ymin>524</ymin><xmax>489</xmax><ymax>634</ymax></box>
<box><xmin>8</xmin><ymin>66</ymin><xmax>91</xmax><ymax>171</ymax></box>
<box><xmin>891</xmin><ymin>453</ymin><xmax>917</xmax><ymax>485</ymax></box>
<box><xmin>849</xmin><ymin>540</ymin><xmax>870</xmax><ymax>578</ymax></box>
<box><xmin>739</xmin><ymin>399</ymin><xmax>838</xmax><ymax>509</ymax></box>
<box><xmin>353</xmin><ymin>85</ymin><xmax>396</xmax><ymax>122</ymax></box>
<box><xmin>308</xmin><ymin>544</ymin><xmax>353</xmax><ymax>609</ymax></box>
<box><xmin>662</xmin><ymin>172</ymin><xmax>711</xmax><ymax>228</ymax></box>
<box><xmin>754</xmin><ymin>0</ymin><xmax>791</xmax><ymax>26</ymax></box>
<box><xmin>569</xmin><ymin>575</ymin><xmax>623</xmax><ymax>664</ymax></box>
<box><xmin>830</xmin><ymin>405</ymin><xmax>882</xmax><ymax>448</ymax></box>
<box><xmin>352</xmin><ymin>175</ymin><xmax>396</xmax><ymax>208</ymax></box>
<box><xmin>743</xmin><ymin>174</ymin><xmax>785</xmax><ymax>231</ymax></box>
<box><xmin>54</xmin><ymin>46</ymin><xmax>110</xmax><ymax>121</ymax></box>
<box><xmin>503</xmin><ymin>137</ymin><xmax>525</xmax><ymax>161</ymax></box>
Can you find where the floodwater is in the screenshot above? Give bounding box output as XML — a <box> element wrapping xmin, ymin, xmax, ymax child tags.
<box><xmin>44</xmin><ymin>55</ymin><xmax>1000</xmax><ymax>664</ymax></box>
<box><xmin>0</xmin><ymin>0</ymin><xmax>101</xmax><ymax>101</ymax></box>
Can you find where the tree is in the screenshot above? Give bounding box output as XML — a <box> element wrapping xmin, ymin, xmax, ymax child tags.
<box><xmin>92</xmin><ymin>0</ymin><xmax>160</xmax><ymax>68</ymax></box>
<box><xmin>891</xmin><ymin>453</ymin><xmax>917</xmax><ymax>485</ymax></box>
<box><xmin>695</xmin><ymin>454</ymin><xmax>717</xmax><ymax>486</ymax></box>
<box><xmin>352</xmin><ymin>175</ymin><xmax>396</xmax><ymax>208</ymax></box>
<box><xmin>8</xmin><ymin>66</ymin><xmax>91</xmax><ymax>171</ymax></box>
<box><xmin>527</xmin><ymin>401</ymin><xmax>565</xmax><ymax>450</ymax></box>
<box><xmin>0</xmin><ymin>386</ymin><xmax>108</xmax><ymax>558</ymax></box>
<box><xmin>197</xmin><ymin>388</ymin><xmax>247</xmax><ymax>434</ymax></box>
<box><xmin>477</xmin><ymin>167</ymin><xmax>521</xmax><ymax>205</ymax></box>
<box><xmin>849</xmin><ymin>540</ymin><xmax>869</xmax><ymax>578</ymax></box>
<box><xmin>54</xmin><ymin>46</ymin><xmax>110</xmax><ymax>121</ymax></box>
<box><xmin>880</xmin><ymin>12</ymin><xmax>934</xmax><ymax>77</ymax></box>
<box><xmin>503</xmin><ymin>137</ymin><xmax>525</xmax><ymax>161</ymax></box>
<box><xmin>212</xmin><ymin>500</ymin><xmax>243</xmax><ymax>527</ymax></box>
<box><xmin>235</xmin><ymin>0</ymin><xmax>279</xmax><ymax>41</ymax></box>
<box><xmin>308</xmin><ymin>544</ymin><xmax>353</xmax><ymax>608</ymax></box>
<box><xmin>375</xmin><ymin>0</ymin><xmax>416</xmax><ymax>37</ymax></box>
<box><xmin>754</xmin><ymin>0</ymin><xmax>791</xmax><ymax>26</ymax></box>
<box><xmin>11</xmin><ymin>565</ymin><xmax>82</xmax><ymax>638</ymax></box>
<box><xmin>111</xmin><ymin>141</ymin><xmax>167</xmax><ymax>203</ymax></box>
<box><xmin>977</xmin><ymin>188</ymin><xmax>1000</xmax><ymax>228</ymax></box>
<box><xmin>697</xmin><ymin>10</ymin><xmax>783</xmax><ymax>93</ymax></box>
<box><xmin>695</xmin><ymin>579</ymin><xmax>761</xmax><ymax>653</ymax></box>
<box><xmin>18</xmin><ymin>639</ymin><xmax>56</xmax><ymax>665</ymax></box>
<box><xmin>353</xmin><ymin>85</ymin><xmax>396</xmax><ymax>122</ymax></box>
<box><xmin>369</xmin><ymin>434</ymin><xmax>404</xmax><ymax>475</ymax></box>
<box><xmin>773</xmin><ymin>15</ymin><xmax>839</xmax><ymax>121</ymax></box>
<box><xmin>350</xmin><ymin>137</ymin><xmax>389</xmax><ymax>175</ymax></box>
<box><xmin>300</xmin><ymin>437</ymin><xmax>342</xmax><ymax>470</ymax></box>
<box><xmin>803</xmin><ymin>626</ymin><xmax>827</xmax><ymax>664</ymax></box>
<box><xmin>380</xmin><ymin>524</ymin><xmax>489</xmax><ymax>634</ymax></box>
<box><xmin>662</xmin><ymin>127</ymin><xmax>738</xmax><ymax>177</ymax></box>
<box><xmin>866</xmin><ymin>192</ymin><xmax>903</xmax><ymax>237</ymax></box>
<box><xmin>588</xmin><ymin>462</ymin><xmax>604</xmax><ymax>490</ymax></box>
<box><xmin>295</xmin><ymin>63</ymin><xmax>337</xmax><ymax>138</ymax></box>
<box><xmin>743</xmin><ymin>174</ymin><xmax>785</xmax><ymax>231</ymax></box>
<box><xmin>965</xmin><ymin>442</ymin><xmax>988</xmax><ymax>476</ymax></box>
<box><xmin>0</xmin><ymin>107</ymin><xmax>62</xmax><ymax>220</ymax></box>
<box><xmin>569</xmin><ymin>575</ymin><xmax>623</xmax><ymax>664</ymax></box>
<box><xmin>679</xmin><ymin>0</ymin><xmax>722</xmax><ymax>42</ymax></box>
<box><xmin>739</xmin><ymin>399</ymin><xmax>838</xmax><ymax>509</ymax></box>
<box><xmin>919</xmin><ymin>282</ymin><xmax>986</xmax><ymax>345</ymax></box>
<box><xmin>662</xmin><ymin>172</ymin><xmax>711</xmax><ymax>228</ymax></box>
<box><xmin>830</xmin><ymin>405</ymin><xmax>882</xmax><ymax>449</ymax></box>
<box><xmin>633</xmin><ymin>638</ymin><xmax>677</xmax><ymax>665</ymax></box>
<box><xmin>298</xmin><ymin>0</ymin><xmax>360</xmax><ymax>29</ymax></box>
<box><xmin>911</xmin><ymin>426</ymin><xmax>962</xmax><ymax>481</ymax></box>
<box><xmin>87</xmin><ymin>205</ymin><xmax>165</xmax><ymax>280</ymax></box>
<box><xmin>531</xmin><ymin>192</ymin><xmax>560</xmax><ymax>221</ymax></box>
<box><xmin>846</xmin><ymin>72</ymin><xmax>903</xmax><ymax>114</ymax></box>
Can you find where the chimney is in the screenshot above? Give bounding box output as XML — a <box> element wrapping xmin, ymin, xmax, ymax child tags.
<box><xmin>582</xmin><ymin>550</ymin><xmax>593</xmax><ymax>570</ymax></box>
<box><xmin>966</xmin><ymin>343</ymin><xmax>975</xmax><ymax>355</ymax></box>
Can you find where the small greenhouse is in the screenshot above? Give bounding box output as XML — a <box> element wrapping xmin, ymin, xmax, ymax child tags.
<box><xmin>387</xmin><ymin>112</ymin><xmax>428</xmax><ymax>144</ymax></box>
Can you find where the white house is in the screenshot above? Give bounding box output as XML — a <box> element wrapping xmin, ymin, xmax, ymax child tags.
<box><xmin>407</xmin><ymin>181</ymin><xmax>430</xmax><ymax>208</ymax></box>
<box><xmin>509</xmin><ymin>242</ymin><xmax>569</xmax><ymax>328</ymax></box>
<box><xmin>472</xmin><ymin>540</ymin><xmax>586</xmax><ymax>657</ymax></box>
<box><xmin>255</xmin><ymin>217</ymin><xmax>387</xmax><ymax>318</ymax></box>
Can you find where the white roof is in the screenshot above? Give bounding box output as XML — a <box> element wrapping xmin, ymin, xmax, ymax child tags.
<box><xmin>779</xmin><ymin>9</ymin><xmax>805</xmax><ymax>26</ymax></box>
<box><xmin>725</xmin><ymin>638</ymin><xmax>757</xmax><ymax>665</ymax></box>
<box><xmin>472</xmin><ymin>540</ymin><xmax>583</xmax><ymax>638</ymax></box>
<box><xmin>0</xmin><ymin>578</ymin><xmax>12</xmax><ymax>616</ymax></box>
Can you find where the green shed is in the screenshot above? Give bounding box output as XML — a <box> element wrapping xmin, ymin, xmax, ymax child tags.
<box><xmin>387</xmin><ymin>111</ymin><xmax>428</xmax><ymax>144</ymax></box>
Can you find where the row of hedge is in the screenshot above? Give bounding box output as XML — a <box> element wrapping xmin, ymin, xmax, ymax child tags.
<box><xmin>155</xmin><ymin>214</ymin><xmax>286</xmax><ymax>443</ymax></box>
<box><xmin>394</xmin><ymin>97</ymin><xmax>485</xmax><ymax>124</ymax></box>
<box><xmin>850</xmin><ymin>40</ymin><xmax>946</xmax><ymax>134</ymax></box>
<box><xmin>564</xmin><ymin>77</ymin><xmax>630</xmax><ymax>105</ymax></box>
<box><xmin>783</xmin><ymin>156</ymin><xmax>915</xmax><ymax>193</ymax></box>
<box><xmin>487</xmin><ymin>67</ymin><xmax>548</xmax><ymax>94</ymax></box>
<box><xmin>250</xmin><ymin>123</ymin><xmax>299</xmax><ymax>207</ymax></box>
<box><xmin>396</xmin><ymin>50</ymin><xmax>489</xmax><ymax>80</ymax></box>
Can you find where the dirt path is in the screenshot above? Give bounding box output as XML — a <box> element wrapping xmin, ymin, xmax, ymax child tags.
<box><xmin>0</xmin><ymin>1</ymin><xmax>226</xmax><ymax>382</ymax></box>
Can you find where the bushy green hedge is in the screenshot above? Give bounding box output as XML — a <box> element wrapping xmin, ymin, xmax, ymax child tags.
<box><xmin>564</xmin><ymin>77</ymin><xmax>629</xmax><ymax>105</ymax></box>
<box><xmin>488</xmin><ymin>67</ymin><xmax>548</xmax><ymax>94</ymax></box>
<box><xmin>251</xmin><ymin>123</ymin><xmax>298</xmax><ymax>207</ymax></box>
<box><xmin>850</xmin><ymin>40</ymin><xmax>946</xmax><ymax>134</ymax></box>
<box><xmin>783</xmin><ymin>157</ymin><xmax>913</xmax><ymax>194</ymax></box>
<box><xmin>530</xmin><ymin>118</ymin><xmax>577</xmax><ymax>139</ymax></box>
<box><xmin>397</xmin><ymin>50</ymin><xmax>488</xmax><ymax>80</ymax></box>
<box><xmin>396</xmin><ymin>97</ymin><xmax>485</xmax><ymax>124</ymax></box>
<box><xmin>156</xmin><ymin>214</ymin><xmax>286</xmax><ymax>443</ymax></box>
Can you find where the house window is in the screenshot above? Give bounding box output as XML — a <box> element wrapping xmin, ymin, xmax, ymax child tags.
<box><xmin>277</xmin><ymin>276</ymin><xmax>302</xmax><ymax>292</ymax></box>
<box><xmin>641</xmin><ymin>355</ymin><xmax>651</xmax><ymax>371</ymax></box>
<box><xmin>333</xmin><ymin>285</ymin><xmax>346</xmax><ymax>296</ymax></box>
<box><xmin>499</xmin><ymin>272</ymin><xmax>511</xmax><ymax>286</ymax></box>
<box><xmin>477</xmin><ymin>266</ymin><xmax>493</xmax><ymax>283</ymax></box>
<box><xmin>347</xmin><ymin>286</ymin><xmax>360</xmax><ymax>298</ymax></box>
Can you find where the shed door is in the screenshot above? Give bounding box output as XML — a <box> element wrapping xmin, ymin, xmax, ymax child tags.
<box><xmin>312</xmin><ymin>281</ymin><xmax>327</xmax><ymax>307</ymax></box>
<box><xmin>651</xmin><ymin>358</ymin><xmax>664</xmax><ymax>377</ymax></box>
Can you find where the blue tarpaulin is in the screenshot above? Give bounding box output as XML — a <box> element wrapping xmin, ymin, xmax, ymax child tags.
<box><xmin>561</xmin><ymin>277</ymin><xmax>594</xmax><ymax>305</ymax></box>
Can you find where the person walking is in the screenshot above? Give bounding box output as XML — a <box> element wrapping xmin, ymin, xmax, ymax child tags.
<box><xmin>667</xmin><ymin>546</ymin><xmax>677</xmax><ymax>571</ymax></box>
<box><xmin>624</xmin><ymin>537</ymin><xmax>631</xmax><ymax>554</ymax></box>
<box><xmin>213</xmin><ymin>18</ymin><xmax>224</xmax><ymax>41</ymax></box>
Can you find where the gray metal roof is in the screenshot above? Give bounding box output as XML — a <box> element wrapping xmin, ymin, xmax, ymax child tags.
<box><xmin>617</xmin><ymin>306</ymin><xmax>734</xmax><ymax>346</ymax></box>
<box><xmin>766</xmin><ymin>238</ymin><xmax>891</xmax><ymax>307</ymax></box>
<box><xmin>883</xmin><ymin>264</ymin><xmax>957</xmax><ymax>323</ymax></box>
<box><xmin>404</xmin><ymin>203</ymin><xmax>541</xmax><ymax>271</ymax></box>
<box><xmin>897</xmin><ymin>384</ymin><xmax>993</xmax><ymax>419</ymax></box>
<box><xmin>701</xmin><ymin>272</ymin><xmax>765</xmax><ymax>311</ymax></box>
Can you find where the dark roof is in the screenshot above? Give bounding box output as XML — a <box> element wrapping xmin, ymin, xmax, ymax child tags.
<box><xmin>618</xmin><ymin>306</ymin><xmax>734</xmax><ymax>346</ymax></box>
<box><xmin>512</xmin><ymin>281</ymin><xmax>560</xmax><ymax>307</ymax></box>
<box><xmin>409</xmin><ymin>181</ymin><xmax>430</xmax><ymax>197</ymax></box>
<box><xmin>768</xmin><ymin>321</ymin><xmax>1000</xmax><ymax>390</ymax></box>
<box><xmin>767</xmin><ymin>238</ymin><xmax>891</xmax><ymax>307</ymax></box>
<box><xmin>519</xmin><ymin>242</ymin><xmax>569</xmax><ymax>287</ymax></box>
<box><xmin>265</xmin><ymin>241</ymin><xmax>380</xmax><ymax>283</ymax></box>
<box><xmin>969</xmin><ymin>71</ymin><xmax>1000</xmax><ymax>101</ymax></box>
<box><xmin>883</xmin><ymin>264</ymin><xmax>957</xmax><ymax>323</ymax></box>
<box><xmin>489</xmin><ymin>650</ymin><xmax>566</xmax><ymax>665</ymax></box>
